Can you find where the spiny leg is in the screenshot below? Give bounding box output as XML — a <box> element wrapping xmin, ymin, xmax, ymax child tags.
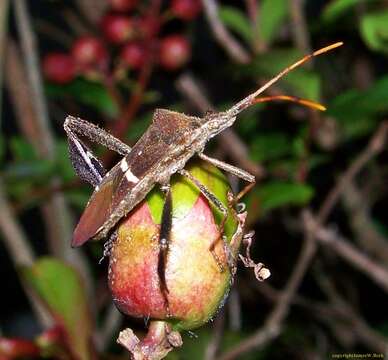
<box><xmin>197</xmin><ymin>152</ymin><xmax>256</xmax><ymax>203</ymax></box>
<box><xmin>64</xmin><ymin>116</ymin><xmax>132</xmax><ymax>155</ymax></box>
<box><xmin>158</xmin><ymin>184</ymin><xmax>172</xmax><ymax>316</ymax></box>
<box><xmin>178</xmin><ymin>169</ymin><xmax>229</xmax><ymax>272</ymax></box>
<box><xmin>99</xmin><ymin>229</ymin><xmax>118</xmax><ymax>264</ymax></box>
<box><xmin>66</xmin><ymin>129</ymin><xmax>105</xmax><ymax>187</ymax></box>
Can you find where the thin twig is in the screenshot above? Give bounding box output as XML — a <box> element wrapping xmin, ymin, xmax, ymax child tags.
<box><xmin>35</xmin><ymin>20</ymin><xmax>73</xmax><ymax>47</ymax></box>
<box><xmin>12</xmin><ymin>1</ymin><xmax>93</xmax><ymax>294</ymax></box>
<box><xmin>176</xmin><ymin>73</ymin><xmax>265</xmax><ymax>179</ymax></box>
<box><xmin>14</xmin><ymin>0</ymin><xmax>54</xmax><ymax>158</ymax></box>
<box><xmin>0</xmin><ymin>179</ymin><xmax>52</xmax><ymax>327</ymax></box>
<box><xmin>303</xmin><ymin>212</ymin><xmax>388</xmax><ymax>294</ymax></box>
<box><xmin>202</xmin><ymin>0</ymin><xmax>251</xmax><ymax>64</ymax></box>
<box><xmin>4</xmin><ymin>40</ymin><xmax>44</xmax><ymax>151</ymax></box>
<box><xmin>217</xmin><ymin>236</ymin><xmax>316</xmax><ymax>360</ymax></box>
<box><xmin>205</xmin><ymin>311</ymin><xmax>225</xmax><ymax>360</ymax></box>
<box><xmin>0</xmin><ymin>180</ymin><xmax>35</xmax><ymax>266</ymax></box>
<box><xmin>256</xmin><ymin>280</ymin><xmax>388</xmax><ymax>354</ymax></box>
<box><xmin>0</xmin><ymin>0</ymin><xmax>10</xmax><ymax>126</ymax></box>
<box><xmin>315</xmin><ymin>270</ymin><xmax>388</xmax><ymax>354</ymax></box>
<box><xmin>317</xmin><ymin>121</ymin><xmax>388</xmax><ymax>223</ymax></box>
<box><xmin>95</xmin><ymin>305</ymin><xmax>123</xmax><ymax>351</ymax></box>
<box><xmin>244</xmin><ymin>0</ymin><xmax>265</xmax><ymax>53</ymax></box>
<box><xmin>108</xmin><ymin>0</ymin><xmax>162</xmax><ymax>143</ymax></box>
<box><xmin>289</xmin><ymin>0</ymin><xmax>311</xmax><ymax>55</ymax></box>
<box><xmin>341</xmin><ymin>182</ymin><xmax>388</xmax><ymax>264</ymax></box>
<box><xmin>74</xmin><ymin>0</ymin><xmax>107</xmax><ymax>25</ymax></box>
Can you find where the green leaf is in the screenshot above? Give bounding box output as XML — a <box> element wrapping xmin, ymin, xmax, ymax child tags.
<box><xmin>248</xmin><ymin>181</ymin><xmax>314</xmax><ymax>213</ymax></box>
<box><xmin>10</xmin><ymin>137</ymin><xmax>37</xmax><ymax>161</ymax></box>
<box><xmin>242</xmin><ymin>49</ymin><xmax>321</xmax><ymax>100</ymax></box>
<box><xmin>21</xmin><ymin>258</ymin><xmax>93</xmax><ymax>360</ymax></box>
<box><xmin>46</xmin><ymin>79</ymin><xmax>119</xmax><ymax>117</ymax></box>
<box><xmin>321</xmin><ymin>0</ymin><xmax>363</xmax><ymax>23</ymax></box>
<box><xmin>66</xmin><ymin>189</ymin><xmax>90</xmax><ymax>210</ymax></box>
<box><xmin>55</xmin><ymin>140</ymin><xmax>77</xmax><ymax>182</ymax></box>
<box><xmin>260</xmin><ymin>0</ymin><xmax>288</xmax><ymax>44</ymax></box>
<box><xmin>360</xmin><ymin>11</ymin><xmax>388</xmax><ymax>54</ymax></box>
<box><xmin>249</xmin><ymin>133</ymin><xmax>291</xmax><ymax>162</ymax></box>
<box><xmin>4</xmin><ymin>161</ymin><xmax>53</xmax><ymax>180</ymax></box>
<box><xmin>328</xmin><ymin>76</ymin><xmax>388</xmax><ymax>138</ymax></box>
<box><xmin>219</xmin><ymin>6</ymin><xmax>252</xmax><ymax>43</ymax></box>
<box><xmin>126</xmin><ymin>112</ymin><xmax>153</xmax><ymax>141</ymax></box>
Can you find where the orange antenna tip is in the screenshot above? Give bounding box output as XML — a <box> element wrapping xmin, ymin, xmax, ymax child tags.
<box><xmin>313</xmin><ymin>42</ymin><xmax>343</xmax><ymax>56</ymax></box>
<box><xmin>252</xmin><ymin>95</ymin><xmax>326</xmax><ymax>112</ymax></box>
<box><xmin>299</xmin><ymin>99</ymin><xmax>327</xmax><ymax>111</ymax></box>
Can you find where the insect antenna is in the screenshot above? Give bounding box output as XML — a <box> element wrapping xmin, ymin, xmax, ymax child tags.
<box><xmin>252</xmin><ymin>95</ymin><xmax>326</xmax><ymax>111</ymax></box>
<box><xmin>226</xmin><ymin>42</ymin><xmax>343</xmax><ymax>117</ymax></box>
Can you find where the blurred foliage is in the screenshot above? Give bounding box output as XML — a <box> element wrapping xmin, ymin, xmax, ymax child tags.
<box><xmin>1</xmin><ymin>0</ymin><xmax>388</xmax><ymax>359</ymax></box>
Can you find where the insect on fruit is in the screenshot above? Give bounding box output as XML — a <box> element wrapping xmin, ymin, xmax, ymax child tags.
<box><xmin>64</xmin><ymin>42</ymin><xmax>343</xmax><ymax>314</ymax></box>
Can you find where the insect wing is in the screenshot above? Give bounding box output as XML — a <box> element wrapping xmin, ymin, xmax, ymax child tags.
<box><xmin>72</xmin><ymin>163</ymin><xmax>124</xmax><ymax>247</ymax></box>
<box><xmin>72</xmin><ymin>109</ymin><xmax>200</xmax><ymax>247</ymax></box>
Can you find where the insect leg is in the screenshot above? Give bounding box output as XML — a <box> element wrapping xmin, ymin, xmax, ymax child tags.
<box><xmin>64</xmin><ymin>116</ymin><xmax>132</xmax><ymax>155</ymax></box>
<box><xmin>198</xmin><ymin>152</ymin><xmax>256</xmax><ymax>202</ymax></box>
<box><xmin>65</xmin><ymin>127</ymin><xmax>106</xmax><ymax>187</ymax></box>
<box><xmin>158</xmin><ymin>184</ymin><xmax>172</xmax><ymax>316</ymax></box>
<box><xmin>99</xmin><ymin>229</ymin><xmax>118</xmax><ymax>264</ymax></box>
<box><xmin>178</xmin><ymin>169</ymin><xmax>229</xmax><ymax>272</ymax></box>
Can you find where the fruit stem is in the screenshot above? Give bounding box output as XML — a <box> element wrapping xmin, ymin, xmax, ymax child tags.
<box><xmin>117</xmin><ymin>321</ymin><xmax>182</xmax><ymax>360</ymax></box>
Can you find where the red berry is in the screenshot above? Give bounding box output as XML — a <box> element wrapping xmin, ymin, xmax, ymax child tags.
<box><xmin>159</xmin><ymin>35</ymin><xmax>191</xmax><ymax>71</ymax></box>
<box><xmin>171</xmin><ymin>0</ymin><xmax>202</xmax><ymax>21</ymax></box>
<box><xmin>120</xmin><ymin>42</ymin><xmax>147</xmax><ymax>69</ymax></box>
<box><xmin>109</xmin><ymin>0</ymin><xmax>138</xmax><ymax>12</ymax></box>
<box><xmin>101</xmin><ymin>14</ymin><xmax>135</xmax><ymax>44</ymax></box>
<box><xmin>137</xmin><ymin>16</ymin><xmax>160</xmax><ymax>38</ymax></box>
<box><xmin>42</xmin><ymin>53</ymin><xmax>76</xmax><ymax>84</ymax></box>
<box><xmin>0</xmin><ymin>338</ymin><xmax>40</xmax><ymax>358</ymax></box>
<box><xmin>71</xmin><ymin>36</ymin><xmax>108</xmax><ymax>70</ymax></box>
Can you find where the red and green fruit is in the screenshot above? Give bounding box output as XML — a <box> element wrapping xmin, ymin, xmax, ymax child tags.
<box><xmin>108</xmin><ymin>160</ymin><xmax>241</xmax><ymax>331</ymax></box>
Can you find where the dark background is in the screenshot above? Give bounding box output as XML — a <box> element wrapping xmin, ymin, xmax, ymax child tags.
<box><xmin>1</xmin><ymin>0</ymin><xmax>388</xmax><ymax>359</ymax></box>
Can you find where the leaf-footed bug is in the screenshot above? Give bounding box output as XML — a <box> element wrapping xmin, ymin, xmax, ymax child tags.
<box><xmin>65</xmin><ymin>42</ymin><xmax>343</xmax><ymax>308</ymax></box>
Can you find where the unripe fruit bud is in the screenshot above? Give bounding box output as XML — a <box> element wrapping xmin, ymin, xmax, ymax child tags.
<box><xmin>120</xmin><ymin>42</ymin><xmax>147</xmax><ymax>69</ymax></box>
<box><xmin>101</xmin><ymin>14</ymin><xmax>135</xmax><ymax>44</ymax></box>
<box><xmin>159</xmin><ymin>35</ymin><xmax>191</xmax><ymax>71</ymax></box>
<box><xmin>0</xmin><ymin>338</ymin><xmax>40</xmax><ymax>358</ymax></box>
<box><xmin>42</xmin><ymin>53</ymin><xmax>76</xmax><ymax>84</ymax></box>
<box><xmin>71</xmin><ymin>36</ymin><xmax>108</xmax><ymax>71</ymax></box>
<box><xmin>108</xmin><ymin>160</ymin><xmax>244</xmax><ymax>331</ymax></box>
<box><xmin>171</xmin><ymin>0</ymin><xmax>202</xmax><ymax>21</ymax></box>
<box><xmin>109</xmin><ymin>0</ymin><xmax>138</xmax><ymax>12</ymax></box>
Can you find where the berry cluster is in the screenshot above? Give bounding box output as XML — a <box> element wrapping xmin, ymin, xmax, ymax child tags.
<box><xmin>42</xmin><ymin>0</ymin><xmax>201</xmax><ymax>84</ymax></box>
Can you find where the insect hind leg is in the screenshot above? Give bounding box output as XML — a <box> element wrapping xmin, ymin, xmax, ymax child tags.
<box><xmin>158</xmin><ymin>184</ymin><xmax>172</xmax><ymax>316</ymax></box>
<box><xmin>178</xmin><ymin>169</ymin><xmax>230</xmax><ymax>273</ymax></box>
<box><xmin>64</xmin><ymin>116</ymin><xmax>132</xmax><ymax>155</ymax></box>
